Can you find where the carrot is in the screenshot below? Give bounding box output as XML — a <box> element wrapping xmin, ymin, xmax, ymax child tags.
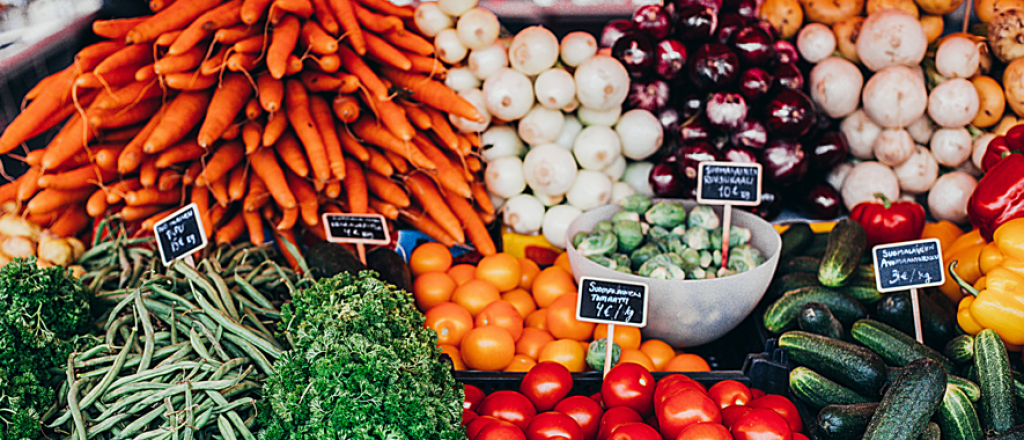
<box><xmin>284</xmin><ymin>169</ymin><xmax>319</xmax><ymax>226</ymax></box>
<box><xmin>232</xmin><ymin>34</ymin><xmax>266</xmax><ymax>53</ymax></box>
<box><xmin>169</xmin><ymin>0</ymin><xmax>243</xmax><ymax>55</ymax></box>
<box><xmin>86</xmin><ymin>98</ymin><xmax>162</xmax><ymax>130</ymax></box>
<box><xmin>399</xmin><ymin>210</ymin><xmax>456</xmax><ymax>247</ymax></box>
<box><xmin>299</xmin><ymin>71</ymin><xmax>349</xmax><ymax>92</ymax></box>
<box><xmin>403</xmin><ymin>104</ymin><xmax>432</xmax><ymax>130</ymax></box>
<box><xmin>149</xmin><ymin>0</ymin><xmax>175</xmax><ymax>12</ymax></box>
<box><xmin>477</xmin><ymin>207</ymin><xmax>495</xmax><ymax>225</ymax></box>
<box><xmin>158</xmin><ymin>169</ymin><xmax>183</xmax><ymax>192</ymax></box>
<box><xmin>243</xmin><ymin>208</ymin><xmax>265</xmax><ymax>244</ymax></box>
<box><xmin>244</xmin><ymin>173</ymin><xmax>270</xmax><ymax>211</ymax></box>
<box><xmin>196</xmin><ymin>140</ymin><xmax>245</xmax><ymax>186</ymax></box>
<box><xmin>366</xmin><ymin>171</ymin><xmax>409</xmax><ymax>207</ymax></box>
<box><xmin>253</xmin><ymin>73</ymin><xmax>283</xmax><ymax>114</ymax></box>
<box><xmin>141</xmin><ymin>207</ymin><xmax>178</xmax><ymax>231</ymax></box>
<box><xmin>93</xmin><ymin>17</ymin><xmax>148</xmax><ymax>40</ymax></box>
<box><xmin>164</xmin><ymin>72</ymin><xmax>219</xmax><ymax>90</ymax></box>
<box><xmin>37</xmin><ymin>164</ymin><xmax>117</xmax><ymax>190</ymax></box>
<box><xmin>405</xmin><ymin>52</ymin><xmax>448</xmax><ymax>76</ymax></box>
<box><xmin>448</xmin><ymin>192</ymin><xmax>495</xmax><ymax>255</ymax></box>
<box><xmin>75</xmin><ymin>41</ymin><xmax>127</xmax><ymax>74</ymax></box>
<box><xmin>106</xmin><ymin>178</ymin><xmax>142</xmax><ymax>204</ymax></box>
<box><xmin>277</xmin><ymin>206</ymin><xmax>298</xmax><ymax>230</ymax></box>
<box><xmin>197</xmin><ymin>74</ymin><xmax>253</xmax><ymax>147</ymax></box>
<box><xmin>308</xmin><ymin>95</ymin><xmax>347</xmax><ymax>180</ymax></box>
<box><xmin>324</xmin><ymin>179</ymin><xmax>341</xmax><ymax>198</ymax></box>
<box><xmin>285</xmin><ymin>54</ymin><xmax>304</xmax><ymax>75</ymax></box>
<box><xmin>156</xmin><ymin>30</ymin><xmax>184</xmax><ymax>46</ymax></box>
<box><xmin>418</xmin><ymin>109</ymin><xmax>457</xmax><ymax>153</ymax></box>
<box><xmin>241</xmin><ymin>0</ymin><xmax>273</xmax><ymax>24</ymax></box>
<box><xmin>300</xmin><ymin>20</ymin><xmax>338</xmax><ymax>55</ymax></box>
<box><xmin>373</xmin><ymin>98</ymin><xmax>415</xmax><ymax>141</ymax></box>
<box><xmin>228</xmin><ymin>164</ymin><xmax>248</xmax><ymax>200</ymax></box>
<box><xmin>47</xmin><ymin>204</ymin><xmax>90</xmax><ymax>237</ymax></box>
<box><xmin>466</xmin><ymin>155</ymin><xmax>481</xmax><ymax>172</ymax></box>
<box><xmin>381</xmin><ymin>67</ymin><xmax>483</xmax><ymax>122</ymax></box>
<box><xmin>24</xmin><ymin>150</ymin><xmax>45</xmax><ymax>169</ymax></box>
<box><xmin>126</xmin><ymin>0</ymin><xmax>222</xmax><ymax>44</ymax></box>
<box><xmin>121</xmin><ymin>203</ymin><xmax>172</xmax><ymax>222</ymax></box>
<box><xmin>271</xmin><ymin>225</ymin><xmax>302</xmax><ymax>271</ymax></box>
<box><xmin>412</xmin><ymin>135</ymin><xmax>471</xmax><ymax>198</ymax></box>
<box><xmin>25</xmin><ymin>188</ymin><xmax>95</xmax><ymax>215</ymax></box>
<box><xmin>24</xmin><ymin>69</ymin><xmax>62</xmax><ymax>102</ymax></box>
<box><xmin>215</xmin><ymin>24</ymin><xmax>261</xmax><ymax>44</ymax></box>
<box><xmin>335</xmin><ymin>130</ymin><xmax>368</xmax><ymax>163</ymax></box>
<box><xmin>471</xmin><ymin>181</ymin><xmax>494</xmax><ymax>214</ymax></box>
<box><xmin>363</xmin><ymin>32</ymin><xmax>412</xmax><ymax>71</ymax></box>
<box><xmin>364</xmin><ymin>148</ymin><xmax>393</xmax><ymax>177</ymax></box>
<box><xmin>221</xmin><ymin>123</ymin><xmax>241</xmax><ymax>140</ymax></box>
<box><xmin>331</xmin><ymin>94</ymin><xmax>360</xmax><ymax>123</ymax></box>
<box><xmin>327</xmin><ymin>0</ymin><xmax>365</xmax><ymax>55</ymax></box>
<box><xmin>283</xmin><ymin>81</ymin><xmax>331</xmax><ymax>182</ymax></box>
<box><xmin>134</xmin><ymin>63</ymin><xmax>156</xmax><ymax>82</ymax></box>
<box><xmin>270</xmin><ymin>132</ymin><xmax>307</xmax><ymax>179</ymax></box>
<box><xmin>227</xmin><ymin>52</ymin><xmax>261</xmax><ymax>72</ymax></box>
<box><xmin>337</xmin><ymin>46</ymin><xmax>388</xmax><ymax>100</ymax></box>
<box><xmin>209</xmin><ymin>172</ymin><xmax>230</xmax><ymax>207</ymax></box>
<box><xmin>245</xmin><ymin>97</ymin><xmax>263</xmax><ymax>121</ymax></box>
<box><xmin>242</xmin><ymin>122</ymin><xmax>262</xmax><ymax>153</ymax></box>
<box><xmin>267</xmin><ymin>14</ymin><xmax>301</xmax><ymax>79</ymax></box>
<box><xmin>0</xmin><ymin>178</ymin><xmax>21</xmax><ymax>204</ymax></box>
<box><xmin>87</xmin><ymin>189</ymin><xmax>109</xmax><ymax>217</ymax></box>
<box><xmin>125</xmin><ymin>187</ymin><xmax>181</xmax><ymax>206</ymax></box>
<box><xmin>0</xmin><ymin>68</ymin><xmax>76</xmax><ymax>154</ymax></box>
<box><xmin>209</xmin><ymin>204</ymin><xmax>228</xmax><ymax>230</ymax></box>
<box><xmin>352</xmin><ymin>116</ymin><xmax>434</xmax><ymax>169</ymax></box>
<box><xmin>144</xmin><ymin>90</ymin><xmax>212</xmax><ymax>153</ymax></box>
<box><xmin>341</xmin><ymin>158</ymin><xmax>369</xmax><ymax>214</ymax></box>
<box><xmin>16</xmin><ymin>168</ymin><xmax>41</xmax><ymax>203</ymax></box>
<box><xmin>355</xmin><ymin>0</ymin><xmax>413</xmax><ymax>17</ymax></box>
<box><xmin>352</xmin><ymin>3</ymin><xmax>403</xmax><ymax>34</ymax></box>
<box><xmin>74</xmin><ymin>67</ymin><xmax>139</xmax><ymax>90</ymax></box>
<box><xmin>54</xmin><ymin>149</ymin><xmax>93</xmax><ymax>173</ymax></box>
<box><xmin>381</xmin><ymin>29</ymin><xmax>433</xmax><ymax>57</ymax></box>
<box><xmin>140</xmin><ymin>156</ymin><xmax>160</xmax><ymax>188</ymax></box>
<box><xmin>308</xmin><ymin>53</ymin><xmax>341</xmax><ymax>73</ymax></box>
<box><xmin>215</xmin><ymin>210</ymin><xmax>246</xmax><ymax>244</ymax></box>
<box><xmin>249</xmin><ymin>146</ymin><xmax>297</xmax><ymax>209</ymax></box>
<box><xmin>41</xmin><ymin>116</ymin><xmax>93</xmax><ymax>172</ymax></box>
<box><xmin>93</xmin><ymin>80</ymin><xmax>162</xmax><ymax>110</ymax></box>
<box><xmin>191</xmin><ymin>186</ymin><xmax>214</xmax><ymax>238</ymax></box>
<box><xmin>154</xmin><ymin>45</ymin><xmax>207</xmax><ymax>75</ymax></box>
<box><xmin>369</xmin><ymin>198</ymin><xmax>398</xmax><ymax>219</ymax></box>
<box><xmin>262</xmin><ymin>109</ymin><xmax>289</xmax><ymax>147</ymax></box>
<box><xmin>98</xmin><ymin>126</ymin><xmax>140</xmax><ymax>146</ymax></box>
<box><xmin>274</xmin><ymin>0</ymin><xmax>314</xmax><ymax>17</ymax></box>
<box><xmin>25</xmin><ymin>209</ymin><xmax>62</xmax><ymax>229</ymax></box>
<box><xmin>404</xmin><ymin>173</ymin><xmax>464</xmax><ymax>243</ymax></box>
<box><xmin>94</xmin><ymin>44</ymin><xmax>154</xmax><ymax>75</ymax></box>
<box><xmin>383</xmin><ymin>150</ymin><xmax>409</xmax><ymax>173</ymax></box>
<box><xmin>308</xmin><ymin>0</ymin><xmax>339</xmax><ymax>34</ymax></box>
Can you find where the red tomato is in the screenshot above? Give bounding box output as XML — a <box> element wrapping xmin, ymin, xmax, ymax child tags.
<box><xmin>748</xmin><ymin>395</ymin><xmax>803</xmax><ymax>433</ymax></box>
<box><xmin>468</xmin><ymin>416</ymin><xmax>505</xmax><ymax>439</ymax></box>
<box><xmin>793</xmin><ymin>434</ymin><xmax>809</xmax><ymax>440</ymax></box>
<box><xmin>525</xmin><ymin>411</ymin><xmax>585</xmax><ymax>440</ymax></box>
<box><xmin>657</xmin><ymin>375</ymin><xmax>706</xmax><ymax>394</ymax></box>
<box><xmin>555</xmin><ymin>395</ymin><xmax>605</xmax><ymax>440</ymax></box>
<box><xmin>750</xmin><ymin>388</ymin><xmax>766</xmax><ymax>400</ymax></box>
<box><xmin>521</xmin><ymin>362</ymin><xmax>574</xmax><ymax>412</ymax></box>
<box><xmin>644</xmin><ymin>414</ymin><xmax>659</xmax><ymax>432</ymax></box>
<box><xmin>596</xmin><ymin>406</ymin><xmax>643</xmax><ymax>440</ymax></box>
<box><xmin>607</xmin><ymin>422</ymin><xmax>661</xmax><ymax>440</ymax></box>
<box><xmin>730</xmin><ymin>408</ymin><xmax>793</xmax><ymax>440</ymax></box>
<box><xmin>478</xmin><ymin>391</ymin><xmax>539</xmax><ymax>431</ymax></box>
<box><xmin>602</xmin><ymin>364</ymin><xmax>656</xmax><ymax>417</ymax></box>
<box><xmin>657</xmin><ymin>388</ymin><xmax>722</xmax><ymax>440</ymax></box>
<box><xmin>707</xmin><ymin>380</ymin><xmax>752</xmax><ymax>409</ymax></box>
<box><xmin>478</xmin><ymin>420</ymin><xmax>528</xmax><ymax>440</ymax></box>
<box><xmin>590</xmin><ymin>393</ymin><xmax>604</xmax><ymax>405</ymax></box>
<box><xmin>720</xmin><ymin>405</ymin><xmax>752</xmax><ymax>430</ymax></box>
<box><xmin>654</xmin><ymin>381</ymin><xmax>707</xmax><ymax>413</ymax></box>
<box><xmin>465</xmin><ymin>409</ymin><xmax>479</xmax><ymax>425</ymax></box>
<box><xmin>466</xmin><ymin>385</ymin><xmax>487</xmax><ymax>412</ymax></box>
<box><xmin>674</xmin><ymin>422</ymin><xmax>732</xmax><ymax>440</ymax></box>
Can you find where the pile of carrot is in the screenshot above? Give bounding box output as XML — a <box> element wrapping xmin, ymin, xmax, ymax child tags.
<box><xmin>0</xmin><ymin>0</ymin><xmax>499</xmax><ymax>260</ymax></box>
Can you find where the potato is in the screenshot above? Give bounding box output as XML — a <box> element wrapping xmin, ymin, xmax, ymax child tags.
<box><xmin>1003</xmin><ymin>57</ymin><xmax>1024</xmax><ymax>117</ymax></box>
<box><xmin>975</xmin><ymin>0</ymin><xmax>1024</xmax><ymax>23</ymax></box>
<box><xmin>833</xmin><ymin>16</ymin><xmax>865</xmax><ymax>63</ymax></box>
<box><xmin>915</xmin><ymin>0</ymin><xmax>963</xmax><ymax>14</ymax></box>
<box><xmin>920</xmin><ymin>15</ymin><xmax>944</xmax><ymax>43</ymax></box>
<box><xmin>799</xmin><ymin>0</ymin><xmax>864</xmax><ymax>26</ymax></box>
<box><xmin>867</xmin><ymin>0</ymin><xmax>920</xmax><ymax>17</ymax></box>
<box><xmin>989</xmin><ymin>8</ymin><xmax>1024</xmax><ymax>63</ymax></box>
<box><xmin>759</xmin><ymin>0</ymin><xmax>804</xmax><ymax>40</ymax></box>
<box><xmin>972</xmin><ymin>75</ymin><xmax>1006</xmax><ymax>127</ymax></box>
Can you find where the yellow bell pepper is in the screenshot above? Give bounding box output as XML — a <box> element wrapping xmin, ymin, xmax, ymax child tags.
<box><xmin>950</xmin><ymin>220</ymin><xmax>1024</xmax><ymax>346</ymax></box>
<box><xmin>921</xmin><ymin>220</ymin><xmax>965</xmax><ymax>254</ymax></box>
<box><xmin>993</xmin><ymin>218</ymin><xmax>1024</xmax><ymax>260</ymax></box>
<box><xmin>940</xmin><ymin>243</ymin><xmax>985</xmax><ymax>301</ymax></box>
<box><xmin>957</xmin><ymin>296</ymin><xmax>985</xmax><ymax>335</ymax></box>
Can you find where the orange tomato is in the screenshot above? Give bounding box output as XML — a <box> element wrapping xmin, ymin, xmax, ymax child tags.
<box><xmin>440</xmin><ymin>344</ymin><xmax>465</xmax><ymax>370</ymax></box>
<box><xmin>424</xmin><ymin>302</ymin><xmax>474</xmax><ymax>347</ymax></box>
<box><xmin>413</xmin><ymin>271</ymin><xmax>457</xmax><ymax>312</ymax></box>
<box><xmin>538</xmin><ymin>339</ymin><xmax>586</xmax><ymax>372</ymax></box>
<box><xmin>532</xmin><ymin>267</ymin><xmax>576</xmax><ymax>308</ymax></box>
<box><xmin>617</xmin><ymin>348</ymin><xmax>656</xmax><ymax>371</ymax></box>
<box><xmin>640</xmin><ymin>339</ymin><xmax>676</xmax><ymax>372</ymax></box>
<box><xmin>503</xmin><ymin>355</ymin><xmax>537</xmax><ymax>372</ymax></box>
<box><xmin>476</xmin><ymin>253</ymin><xmax>522</xmax><ymax>292</ymax></box>
<box><xmin>594</xmin><ymin>324</ymin><xmax>642</xmax><ymax>350</ymax></box>
<box><xmin>546</xmin><ymin>294</ymin><xmax>595</xmax><ymax>341</ymax></box>
<box><xmin>462</xmin><ymin>326</ymin><xmax>516</xmax><ymax>371</ymax></box>
<box><xmin>410</xmin><ymin>242</ymin><xmax>452</xmax><ymax>276</ymax></box>
<box><xmin>447</xmin><ymin>264</ymin><xmax>477</xmax><ymax>286</ymax></box>
<box><xmin>518</xmin><ymin>257</ymin><xmax>541</xmax><ymax>290</ymax></box>
<box><xmin>516</xmin><ymin>328</ymin><xmax>554</xmax><ymax>359</ymax></box>
<box><xmin>554</xmin><ymin>252</ymin><xmax>572</xmax><ymax>273</ymax></box>
<box><xmin>525</xmin><ymin>308</ymin><xmax>548</xmax><ymax>331</ymax></box>
<box><xmin>476</xmin><ymin>300</ymin><xmax>525</xmax><ymax>341</ymax></box>
<box><xmin>663</xmin><ymin>353</ymin><xmax>711</xmax><ymax>372</ymax></box>
<box><xmin>501</xmin><ymin>288</ymin><xmax>537</xmax><ymax>318</ymax></box>
<box><xmin>451</xmin><ymin>279</ymin><xmax>501</xmax><ymax>317</ymax></box>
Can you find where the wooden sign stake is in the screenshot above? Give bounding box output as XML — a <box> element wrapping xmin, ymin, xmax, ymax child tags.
<box><xmin>184</xmin><ymin>254</ymin><xmax>196</xmax><ymax>268</ymax></box>
<box><xmin>604</xmin><ymin>324</ymin><xmax>615</xmax><ymax>378</ymax></box>
<box><xmin>721</xmin><ymin>204</ymin><xmax>733</xmax><ymax>266</ymax></box>
<box><xmin>910</xmin><ymin>287</ymin><xmax>924</xmax><ymax>343</ymax></box>
<box><xmin>356</xmin><ymin>243</ymin><xmax>367</xmax><ymax>265</ymax></box>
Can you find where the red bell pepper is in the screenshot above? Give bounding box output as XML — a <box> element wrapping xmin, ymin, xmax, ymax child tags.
<box><xmin>981</xmin><ymin>125</ymin><xmax>1024</xmax><ymax>172</ymax></box>
<box><xmin>968</xmin><ymin>152</ymin><xmax>1024</xmax><ymax>241</ymax></box>
<box><xmin>849</xmin><ymin>193</ymin><xmax>926</xmax><ymax>247</ymax></box>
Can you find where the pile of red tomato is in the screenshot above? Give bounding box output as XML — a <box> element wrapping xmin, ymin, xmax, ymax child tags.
<box><xmin>462</xmin><ymin>362</ymin><xmax>807</xmax><ymax>440</ymax></box>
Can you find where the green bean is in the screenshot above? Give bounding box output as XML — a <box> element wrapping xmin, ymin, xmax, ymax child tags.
<box><xmin>209</xmin><ymin>358</ymin><xmax>247</xmax><ymax>381</ymax></box>
<box><xmin>175</xmin><ymin>264</ymin><xmax>227</xmax><ymax>312</ymax></box>
<box><xmin>75</xmin><ymin>344</ymin><xmax>116</xmax><ymax>363</ymax></box>
<box><xmin>182</xmin><ymin>274</ymin><xmax>282</xmax><ymax>359</ymax></box>
<box><xmin>129</xmin><ymin>246</ymin><xmax>154</xmax><ymax>260</ymax></box>
<box><xmin>135</xmin><ymin>289</ymin><xmax>155</xmax><ymax>372</ymax></box>
<box><xmin>232</xmin><ymin>274</ymin><xmax>275</xmax><ymax>311</ymax></box>
<box><xmin>203</xmin><ymin>260</ymin><xmax>239</xmax><ymax>321</ymax></box>
<box><xmin>210</xmin><ymin>398</ymin><xmax>255</xmax><ymax>416</ymax></box>
<box><xmin>216</xmin><ymin>415</ymin><xmax>238</xmax><ymax>440</ymax></box>
<box><xmin>117</xmin><ymin>247</ymin><xmax>131</xmax><ymax>289</ymax></box>
<box><xmin>165</xmin><ymin>396</ymin><xmax>180</xmax><ymax>440</ymax></box>
<box><xmin>219</xmin><ymin>381</ymin><xmax>260</xmax><ymax>399</ymax></box>
<box><xmin>105</xmin><ymin>315</ymin><xmax>134</xmax><ymax>346</ymax></box>
<box><xmin>102</xmin><ymin>382</ymin><xmax>174</xmax><ymax>403</ymax></box>
<box><xmin>188</xmin><ymin>327</ymin><xmax>214</xmax><ymax>361</ymax></box>
<box><xmin>243</xmin><ymin>260</ymin><xmax>271</xmax><ymax>284</ymax></box>
<box><xmin>193</xmin><ymin>322</ymin><xmax>230</xmax><ymax>362</ymax></box>
<box><xmin>193</xmin><ymin>407</ymin><xmax>215</xmax><ymax>436</ymax></box>
<box><xmin>241</xmin><ymin>312</ymin><xmax>280</xmax><ymax>349</ymax></box>
<box><xmin>183</xmin><ymin>381</ymin><xmax>195</xmax><ymax>440</ymax></box>
<box><xmin>219</xmin><ymin>339</ymin><xmax>248</xmax><ymax>361</ymax></box>
<box><xmin>114</xmin><ymin>404</ymin><xmax>169</xmax><ymax>440</ymax></box>
<box><xmin>86</xmin><ymin>413</ymin><xmax>130</xmax><ymax>439</ymax></box>
<box><xmin>108</xmin><ymin>362</ymin><xmax>220</xmax><ymax>390</ymax></box>
<box><xmin>88</xmin><ymin>266</ymin><xmax>116</xmax><ymax>293</ymax></box>
<box><xmin>220</xmin><ymin>333</ymin><xmax>273</xmax><ymax>375</ymax></box>
<box><xmin>155</xmin><ymin>343</ymin><xmax>193</xmax><ymax>369</ymax></box>
<box><xmin>185</xmin><ymin>359</ymin><xmax>214</xmax><ymax>383</ymax></box>
<box><xmin>148</xmin><ymin>285</ymin><xmax>198</xmax><ymax>309</ymax></box>
<box><xmin>78</xmin><ymin>238</ymin><xmax>152</xmax><ymax>263</ymax></box>
<box><xmin>68</xmin><ymin>380</ymin><xmax>88</xmax><ymax>440</ymax></box>
<box><xmin>128</xmin><ymin>379</ymin><xmax>239</xmax><ymax>416</ymax></box>
<box><xmin>53</xmin><ymin>329</ymin><xmax>135</xmax><ymax>428</ymax></box>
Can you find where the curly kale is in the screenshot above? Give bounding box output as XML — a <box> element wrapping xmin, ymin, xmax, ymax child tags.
<box><xmin>0</xmin><ymin>257</ymin><xmax>93</xmax><ymax>440</ymax></box>
<box><xmin>258</xmin><ymin>271</ymin><xmax>464</xmax><ymax>440</ymax></box>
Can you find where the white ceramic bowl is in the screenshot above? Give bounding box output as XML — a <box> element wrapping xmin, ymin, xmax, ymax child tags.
<box><xmin>565</xmin><ymin>200</ymin><xmax>781</xmax><ymax>347</ymax></box>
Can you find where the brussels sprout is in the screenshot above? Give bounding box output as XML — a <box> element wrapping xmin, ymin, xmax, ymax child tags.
<box><xmin>638</xmin><ymin>254</ymin><xmax>686</xmax><ymax>279</ymax></box>
<box><xmin>717</xmin><ymin>267</ymin><xmax>738</xmax><ymax>277</ymax></box>
<box><xmin>710</xmin><ymin>226</ymin><xmax>753</xmax><ymax>250</ymax></box>
<box><xmin>612</xmin><ymin>210</ymin><xmax>641</xmax><ymax>223</ymax></box>
<box><xmin>662</xmin><ymin>252</ymin><xmax>685</xmax><ymax>267</ymax></box>
<box><xmin>630</xmin><ymin>242</ymin><xmax>661</xmax><ymax>270</ymax></box>
<box><xmin>687</xmin><ymin>205</ymin><xmax>721</xmax><ymax>230</ymax></box>
<box><xmin>618</xmin><ymin>194</ymin><xmax>652</xmax><ymax>214</ymax></box>
<box><xmin>644</xmin><ymin>201</ymin><xmax>687</xmax><ymax>229</ymax></box>
<box><xmin>611</xmin><ymin>253</ymin><xmax>632</xmax><ymax>269</ymax></box>
<box><xmin>587</xmin><ymin>338</ymin><xmax>622</xmax><ymax>370</ymax></box>
<box><xmin>614</xmin><ymin>220</ymin><xmax>644</xmax><ymax>253</ymax></box>
<box><xmin>666</xmin><ymin>234</ymin><xmax>687</xmax><ymax>255</ymax></box>
<box><xmin>648</xmin><ymin>225</ymin><xmax>671</xmax><ymax>241</ymax></box>
<box><xmin>713</xmin><ymin>249</ymin><xmax>722</xmax><ymax>267</ymax></box>
<box><xmin>690</xmin><ymin>267</ymin><xmax>707</xmax><ymax>279</ymax></box>
<box><xmin>577</xmin><ymin>231</ymin><xmax>618</xmax><ymax>257</ymax></box>
<box><xmin>572</xmin><ymin>231</ymin><xmax>589</xmax><ymax>248</ymax></box>
<box><xmin>699</xmin><ymin>250</ymin><xmax>713</xmax><ymax>268</ymax></box>
<box><xmin>614</xmin><ymin>265</ymin><xmax>633</xmax><ymax>274</ymax></box>
<box><xmin>670</xmin><ymin>225</ymin><xmax>687</xmax><ymax>236</ymax></box>
<box><xmin>727</xmin><ymin>244</ymin><xmax>765</xmax><ymax>272</ymax></box>
<box><xmin>595</xmin><ymin>221</ymin><xmax>614</xmax><ymax>232</ymax></box>
<box><xmin>588</xmin><ymin>255</ymin><xmax>618</xmax><ymax>269</ymax></box>
<box><xmin>680</xmin><ymin>248</ymin><xmax>702</xmax><ymax>267</ymax></box>
<box><xmin>682</xmin><ymin>227</ymin><xmax>711</xmax><ymax>250</ymax></box>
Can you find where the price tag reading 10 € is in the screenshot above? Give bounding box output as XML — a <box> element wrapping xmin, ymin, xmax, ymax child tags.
<box><xmin>154</xmin><ymin>203</ymin><xmax>208</xmax><ymax>266</ymax></box>
<box><xmin>696</xmin><ymin>162</ymin><xmax>762</xmax><ymax>206</ymax></box>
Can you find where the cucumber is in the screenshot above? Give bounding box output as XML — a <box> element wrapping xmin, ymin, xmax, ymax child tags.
<box><xmin>763</xmin><ymin>287</ymin><xmax>869</xmax><ymax>333</ymax></box>
<box><xmin>767</xmin><ymin>272</ymin><xmax>820</xmax><ymax>302</ymax></box>
<box><xmin>780</xmin><ymin>331</ymin><xmax>888</xmax><ymax>396</ymax></box>
<box><xmin>937</xmin><ymin>384</ymin><xmax>984</xmax><ymax>440</ymax></box>
<box><xmin>919</xmin><ymin>422</ymin><xmax>942</xmax><ymax>440</ymax></box>
<box><xmin>842</xmin><ymin>284</ymin><xmax>884</xmax><ymax>305</ymax></box>
<box><xmin>1014</xmin><ymin>371</ymin><xmax>1024</xmax><ymax>402</ymax></box>
<box><xmin>817</xmin><ymin>402</ymin><xmax>879</xmax><ymax>440</ymax></box>
<box><xmin>875</xmin><ymin>291</ymin><xmax>959</xmax><ymax>350</ymax></box>
<box><xmin>863</xmin><ymin>358</ymin><xmax>947</xmax><ymax>440</ymax></box>
<box><xmin>781</xmin><ymin>222</ymin><xmax>815</xmax><ymax>258</ymax></box>
<box><xmin>948</xmin><ymin>375</ymin><xmax>983</xmax><ymax>402</ymax></box>
<box><xmin>975</xmin><ymin>329</ymin><xmax>1017</xmax><ymax>433</ymax></box>
<box><xmin>850</xmin><ymin>319</ymin><xmax>956</xmax><ymax>374</ymax></box>
<box><xmin>819</xmin><ymin>218</ymin><xmax>867</xmax><ymax>287</ymax></box>
<box><xmin>946</xmin><ymin>335</ymin><xmax>976</xmax><ymax>366</ymax></box>
<box><xmin>790</xmin><ymin>366</ymin><xmax>876</xmax><ymax>409</ymax></box>
<box><xmin>798</xmin><ymin>302</ymin><xmax>844</xmax><ymax>340</ymax></box>
<box><xmin>780</xmin><ymin>256</ymin><xmax>822</xmax><ymax>275</ymax></box>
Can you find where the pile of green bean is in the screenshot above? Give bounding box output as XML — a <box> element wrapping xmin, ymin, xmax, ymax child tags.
<box><xmin>45</xmin><ymin>229</ymin><xmax>312</xmax><ymax>440</ymax></box>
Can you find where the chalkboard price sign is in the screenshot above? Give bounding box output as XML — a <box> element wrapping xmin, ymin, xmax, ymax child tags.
<box><xmin>872</xmin><ymin>238</ymin><xmax>945</xmax><ymax>293</ymax></box>
<box><xmin>154</xmin><ymin>203</ymin><xmax>208</xmax><ymax>266</ymax></box>
<box><xmin>696</xmin><ymin>162</ymin><xmax>762</xmax><ymax>206</ymax></box>
<box><xmin>576</xmin><ymin>277</ymin><xmax>648</xmax><ymax>327</ymax></box>
<box><xmin>323</xmin><ymin>213</ymin><xmax>391</xmax><ymax>245</ymax></box>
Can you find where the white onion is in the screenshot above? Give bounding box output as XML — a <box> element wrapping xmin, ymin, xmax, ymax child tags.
<box><xmin>561</xmin><ymin>98</ymin><xmax>580</xmax><ymax>113</ymax></box>
<box><xmin>797</xmin><ymin>23</ymin><xmax>837</xmax><ymax>64</ymax></box>
<box><xmin>906</xmin><ymin>115</ymin><xmax>936</xmax><ymax>145</ymax></box>
<box><xmin>523</xmin><ymin>143</ymin><xmax>578</xmax><ymax>195</ymax></box>
<box><xmin>534</xmin><ymin>68</ymin><xmax>576</xmax><ymax>110</ymax></box>
<box><xmin>927</xmin><ymin>78</ymin><xmax>980</xmax><ymax>128</ymax></box>
<box><xmin>892</xmin><ymin>146</ymin><xmax>939</xmax><ymax>194</ymax></box>
<box><xmin>929</xmin><ymin>127</ymin><xmax>973</xmax><ymax>167</ymax></box>
<box><xmin>972</xmin><ymin>133</ymin><xmax>997</xmax><ymax>170</ymax></box>
<box><xmin>611</xmin><ymin>181</ymin><xmax>636</xmax><ymax>203</ymax></box>
<box><xmin>543</xmin><ymin>204</ymin><xmax>583</xmax><ymax>249</ymax></box>
<box><xmin>456</xmin><ymin>8</ymin><xmax>500</xmax><ymax>50</ymax></box>
<box><xmin>554</xmin><ymin>115</ymin><xmax>583</xmax><ymax>149</ymax></box>
<box><xmin>444</xmin><ymin>67</ymin><xmax>480</xmax><ymax>92</ymax></box>
<box><xmin>533</xmin><ymin>190</ymin><xmax>564</xmax><ymax>206</ymax></box>
<box><xmin>574</xmin><ymin>55</ymin><xmax>630</xmax><ymax>111</ymax></box>
<box><xmin>623</xmin><ymin>161</ymin><xmax>655</xmax><ymax>197</ymax></box>
<box><xmin>560</xmin><ymin>31</ymin><xmax>598</xmax><ymax>67</ymax></box>
<box><xmin>518</xmin><ymin>106</ymin><xmax>565</xmax><ymax>145</ymax></box>
<box><xmin>615</xmin><ymin>109</ymin><xmax>663</xmax><ymax>160</ymax></box>
<box><xmin>437</xmin><ymin>0</ymin><xmax>477</xmax><ymax>16</ymax></box>
<box><xmin>504</xmin><ymin>194</ymin><xmax>545</xmax><ymax>234</ymax></box>
<box><xmin>573</xmin><ymin>125</ymin><xmax>621</xmax><ymax>170</ymax></box>
<box><xmin>468</xmin><ymin>42</ymin><xmax>509</xmax><ymax>81</ymax></box>
<box><xmin>566</xmin><ymin>170</ymin><xmax>613</xmax><ymax>211</ymax></box>
<box><xmin>872</xmin><ymin>129</ymin><xmax>915</xmax><ymax>167</ymax></box>
<box><xmin>841</xmin><ymin>109</ymin><xmax>883</xmax><ymax>159</ymax></box>
<box><xmin>508</xmin><ymin>26</ymin><xmax>560</xmax><ymax>75</ymax></box>
<box><xmin>577</xmin><ymin>105</ymin><xmax>622</xmax><ymax>126</ymax></box>
<box><xmin>602</xmin><ymin>154</ymin><xmax>627</xmax><ymax>181</ymax></box>
<box><xmin>449</xmin><ymin>88</ymin><xmax>490</xmax><ymax>132</ymax></box>
<box><xmin>936</xmin><ymin>35</ymin><xmax>980</xmax><ymax>79</ymax></box>
<box><xmin>481</xmin><ymin>125</ymin><xmax>525</xmax><ymax>161</ymax></box>
<box><xmin>826</xmin><ymin>160</ymin><xmax>857</xmax><ymax>190</ymax></box>
<box><xmin>927</xmin><ymin>171</ymin><xmax>977</xmax><ymax>224</ymax></box>
<box><xmin>861</xmin><ymin>66</ymin><xmax>928</xmax><ymax>128</ymax></box>
<box><xmin>856</xmin><ymin>9</ymin><xmax>928</xmax><ymax>72</ymax></box>
<box><xmin>482</xmin><ymin>68</ymin><xmax>534</xmax><ymax>121</ymax></box>
<box><xmin>490</xmin><ymin>193</ymin><xmax>507</xmax><ymax>213</ymax></box>
<box><xmin>841</xmin><ymin>161</ymin><xmax>900</xmax><ymax>210</ymax></box>
<box><xmin>808</xmin><ymin>57</ymin><xmax>862</xmax><ymax>118</ymax></box>
<box><xmin>484</xmin><ymin>156</ymin><xmax>526</xmax><ymax>198</ymax></box>
<box><xmin>413</xmin><ymin>2</ymin><xmax>453</xmax><ymax>37</ymax></box>
<box><xmin>434</xmin><ymin>28</ymin><xmax>468</xmax><ymax>64</ymax></box>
